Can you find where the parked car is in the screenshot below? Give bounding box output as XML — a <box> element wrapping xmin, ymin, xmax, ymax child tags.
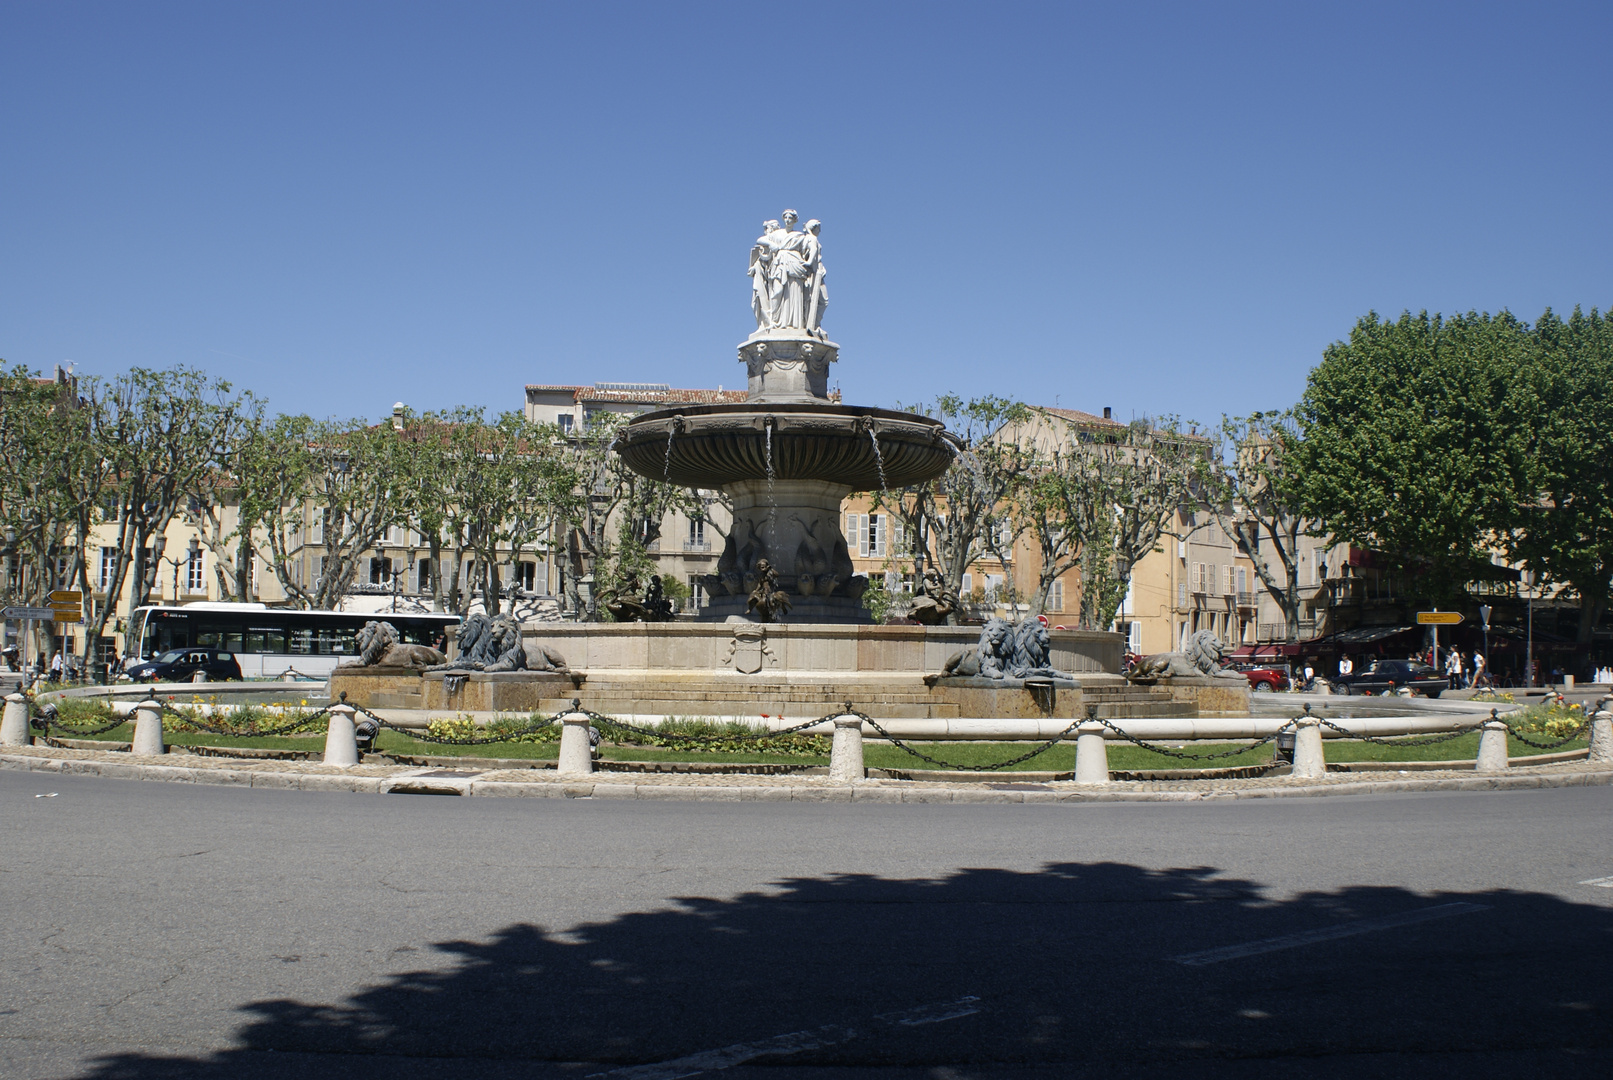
<box><xmin>123</xmin><ymin>648</ymin><xmax>243</xmax><ymax>683</ymax></box>
<box><xmin>1231</xmin><ymin>663</ymin><xmax>1291</xmax><ymax>693</ymax></box>
<box><xmin>1332</xmin><ymin>659</ymin><xmax>1450</xmax><ymax>698</ymax></box>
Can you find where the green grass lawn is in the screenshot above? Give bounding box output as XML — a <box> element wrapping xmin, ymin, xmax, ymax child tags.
<box><xmin>45</xmin><ymin>723</ymin><xmax>1588</xmax><ymax>772</ymax></box>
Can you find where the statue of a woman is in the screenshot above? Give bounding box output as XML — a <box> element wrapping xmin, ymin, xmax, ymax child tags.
<box><xmin>801</xmin><ymin>219</ymin><xmax>827</xmax><ymax>337</ymax></box>
<box><xmin>749</xmin><ymin>220</ymin><xmax>780</xmax><ymax>331</ymax></box>
<box><xmin>766</xmin><ymin>210</ymin><xmax>812</xmax><ymax>330</ymax></box>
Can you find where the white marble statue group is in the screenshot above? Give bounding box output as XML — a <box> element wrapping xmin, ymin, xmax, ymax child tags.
<box><xmin>749</xmin><ymin>209</ymin><xmax>828</xmax><ymax>337</ymax></box>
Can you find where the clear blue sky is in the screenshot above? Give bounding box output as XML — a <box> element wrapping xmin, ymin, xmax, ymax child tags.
<box><xmin>4</xmin><ymin>2</ymin><xmax>1609</xmax><ymax>426</ymax></box>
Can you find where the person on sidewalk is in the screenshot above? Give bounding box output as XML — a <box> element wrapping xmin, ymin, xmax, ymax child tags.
<box><xmin>1446</xmin><ymin>648</ymin><xmax>1463</xmax><ymax>689</ymax></box>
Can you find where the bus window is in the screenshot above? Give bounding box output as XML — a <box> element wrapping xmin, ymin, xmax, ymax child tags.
<box><xmin>145</xmin><ymin>618</ymin><xmax>189</xmax><ymax>656</ymax></box>
<box><xmin>288</xmin><ymin>628</ymin><xmax>313</xmax><ymax>655</ymax></box>
<box><xmin>244</xmin><ymin>628</ymin><xmax>286</xmax><ymax>654</ymax></box>
<box><xmin>196</xmin><ymin>625</ymin><xmax>221</xmax><ymax>648</ymax></box>
<box><xmin>314</xmin><ymin>628</ymin><xmax>356</xmax><ymax>655</ymax></box>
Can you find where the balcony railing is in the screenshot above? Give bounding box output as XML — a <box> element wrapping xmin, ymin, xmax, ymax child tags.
<box><xmin>682</xmin><ymin>540</ymin><xmax>713</xmax><ymax>553</ymax></box>
<box><xmin>1236</xmin><ymin>591</ymin><xmax>1253</xmax><ymax>608</ymax></box>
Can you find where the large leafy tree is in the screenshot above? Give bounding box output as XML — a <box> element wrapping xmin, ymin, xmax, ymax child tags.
<box><xmin>256</xmin><ymin>415</ymin><xmax>409</xmax><ymax>611</ymax></box>
<box><xmin>880</xmin><ymin>395</ymin><xmax>1031</xmax><ymax>623</ymax></box>
<box><xmin>0</xmin><ymin>367</ymin><xmax>88</xmax><ymax>641</ymax></box>
<box><xmin>1009</xmin><ymin>414</ymin><xmax>1197</xmax><ymax>627</ymax></box>
<box><xmin>1197</xmin><ymin>410</ymin><xmax>1314</xmax><ymax>642</ymax></box>
<box><xmin>553</xmin><ymin>412</ymin><xmax>703</xmax><ymax>619</ymax></box>
<box><xmin>1509</xmin><ymin>306</ymin><xmax>1613</xmax><ymax>643</ymax></box>
<box><xmin>1291</xmin><ymin>311</ymin><xmax>1530</xmax><ymax>602</ymax></box>
<box><xmin>79</xmin><ymin>368</ymin><xmax>254</xmax><ymax>663</ymax></box>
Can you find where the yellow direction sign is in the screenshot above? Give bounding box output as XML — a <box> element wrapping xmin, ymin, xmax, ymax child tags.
<box><xmin>50</xmin><ymin>590</ymin><xmax>83</xmax><ymax>605</ymax></box>
<box><xmin>1417</xmin><ymin>611</ymin><xmax>1463</xmax><ymax>625</ymax></box>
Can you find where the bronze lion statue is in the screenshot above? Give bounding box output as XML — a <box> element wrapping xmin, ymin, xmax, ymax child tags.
<box><xmin>339</xmin><ymin>621</ymin><xmax>447</xmax><ymax>670</ymax></box>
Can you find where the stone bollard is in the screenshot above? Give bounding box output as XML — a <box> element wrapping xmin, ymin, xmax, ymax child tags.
<box><xmin>557</xmin><ymin>704</ymin><xmax>594</xmax><ymax>777</ymax></box>
<box><xmin>1291</xmin><ymin>717</ymin><xmax>1326</xmax><ymax>779</ymax></box>
<box><xmin>323</xmin><ymin>703</ymin><xmax>359</xmax><ymax>767</ymax></box>
<box><xmin>1475</xmin><ymin>713</ymin><xmax>1510</xmax><ymax>773</ymax></box>
<box><xmin>131</xmin><ymin>699</ymin><xmax>166</xmax><ymax>757</ymax></box>
<box><xmin>1</xmin><ymin>692</ymin><xmax>29</xmax><ymax>747</ymax></box>
<box><xmin>1074</xmin><ymin>720</ymin><xmax>1110</xmax><ymax>784</ymax></box>
<box><xmin>1588</xmin><ymin>711</ymin><xmax>1613</xmax><ymax>765</ymax></box>
<box><xmin>829</xmin><ymin>713</ymin><xmax>865</xmax><ymax>783</ymax></box>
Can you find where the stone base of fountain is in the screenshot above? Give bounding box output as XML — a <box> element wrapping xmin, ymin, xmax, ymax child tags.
<box><xmin>329</xmin><ymin>625</ymin><xmax>1249</xmax><ymax>720</ymax></box>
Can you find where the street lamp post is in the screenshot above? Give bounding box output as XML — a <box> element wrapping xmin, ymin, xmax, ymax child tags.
<box><xmin>1521</xmin><ymin>569</ymin><xmax>1535</xmax><ymax>689</ymax></box>
<box><xmin>161</xmin><ymin>537</ymin><xmax>199</xmax><ymax>602</ymax></box>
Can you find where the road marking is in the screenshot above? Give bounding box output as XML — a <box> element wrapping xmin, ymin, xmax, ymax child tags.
<box><xmin>1170</xmin><ymin>902</ymin><xmax>1490</xmax><ymax>966</ymax></box>
<box><xmin>1579</xmin><ymin>876</ymin><xmax>1613</xmax><ymax>888</ymax></box>
<box><xmin>875</xmin><ymin>996</ymin><xmax>982</xmax><ymax>1026</ymax></box>
<box><xmin>589</xmin><ymin>1025</ymin><xmax>855</xmax><ymax>1080</ymax></box>
<box><xmin>589</xmin><ymin>995</ymin><xmax>983</xmax><ymax>1079</ymax></box>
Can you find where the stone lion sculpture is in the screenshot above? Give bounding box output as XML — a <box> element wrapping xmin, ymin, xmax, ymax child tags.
<box><xmin>1126</xmin><ymin>629</ymin><xmax>1245</xmax><ymax>683</ymax></box>
<box><xmin>939</xmin><ymin>617</ymin><xmax>1011</xmax><ymax>678</ymax></box>
<box><xmin>937</xmin><ymin>617</ymin><xmax>1072</xmax><ymax>681</ymax></box>
<box><xmin>339</xmin><ymin>621</ymin><xmax>448</xmax><ymax>670</ymax></box>
<box><xmin>426</xmin><ymin>613</ymin><xmax>572</xmax><ymax>675</ymax></box>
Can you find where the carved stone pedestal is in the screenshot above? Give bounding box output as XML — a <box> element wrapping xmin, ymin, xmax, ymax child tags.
<box><xmin>739</xmin><ymin>331</ymin><xmax>839</xmax><ymax>404</ymax></box>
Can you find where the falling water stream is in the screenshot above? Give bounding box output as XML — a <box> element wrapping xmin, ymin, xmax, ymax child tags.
<box><xmin>764</xmin><ymin>417</ymin><xmax>778</xmax><ymax>554</ymax></box>
<box><xmin>662</xmin><ymin>423</ymin><xmax>676</xmax><ymax>482</ymax></box>
<box><xmin>867</xmin><ymin>422</ymin><xmax>889</xmax><ymax>492</ymax></box>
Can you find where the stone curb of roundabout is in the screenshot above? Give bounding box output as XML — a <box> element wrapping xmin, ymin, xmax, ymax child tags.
<box><xmin>3</xmin><ymin>744</ymin><xmax>1610</xmax><ymax>804</ymax></box>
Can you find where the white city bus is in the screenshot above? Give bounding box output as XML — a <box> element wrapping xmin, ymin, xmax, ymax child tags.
<box><xmin>126</xmin><ymin>603</ymin><xmax>459</xmax><ymax>679</ymax></box>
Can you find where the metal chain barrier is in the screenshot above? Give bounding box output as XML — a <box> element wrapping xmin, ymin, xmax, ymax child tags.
<box><xmin>158</xmin><ymin>700</ymin><xmax>334</xmax><ymax>739</ymax></box>
<box><xmin>1316</xmin><ymin>717</ymin><xmax>1486</xmax><ymax>747</ymax></box>
<box><xmin>1092</xmin><ymin>716</ymin><xmax>1294</xmax><ymax>761</ymax></box>
<box><xmin>349</xmin><ymin>700</ymin><xmax>558</xmax><ymax>746</ymax></box>
<box><xmin>572</xmin><ymin>699</ymin><xmax>841</xmax><ymax>745</ymax></box>
<box><xmin>847</xmin><ymin>706</ymin><xmax>1083</xmax><ymax>772</ymax></box>
<box><xmin>30</xmin><ymin>700</ymin><xmax>131</xmax><ymax>738</ymax></box>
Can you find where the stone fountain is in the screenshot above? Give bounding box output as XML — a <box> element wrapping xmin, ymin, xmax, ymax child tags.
<box><xmin>331</xmin><ymin>212</ymin><xmax>1243</xmax><ymax>725</ymax></box>
<box><xmin>614</xmin><ymin>210</ymin><xmax>958</xmax><ymax>623</ymax></box>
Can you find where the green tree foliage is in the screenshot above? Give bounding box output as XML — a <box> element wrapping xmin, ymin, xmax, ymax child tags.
<box><xmin>1198</xmin><ymin>410</ymin><xmax>1313</xmax><ymax>642</ymax></box>
<box><xmin>1009</xmin><ymin>413</ymin><xmax>1197</xmax><ymax>628</ymax></box>
<box><xmin>555</xmin><ymin>411</ymin><xmax>705</xmax><ymax>620</ymax></box>
<box><xmin>1509</xmin><ymin>307</ymin><xmax>1613</xmax><ymax>643</ymax></box>
<box><xmin>254</xmin><ymin>415</ymin><xmax>409</xmax><ymax>611</ymax></box>
<box><xmin>881</xmin><ymin>395</ymin><xmax>1031</xmax><ymax>624</ymax></box>
<box><xmin>1292</xmin><ymin>311</ymin><xmax>1530</xmax><ymax>601</ymax></box>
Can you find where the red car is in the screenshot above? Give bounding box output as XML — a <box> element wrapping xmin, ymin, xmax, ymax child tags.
<box><xmin>1231</xmin><ymin>663</ymin><xmax>1291</xmax><ymax>693</ymax></box>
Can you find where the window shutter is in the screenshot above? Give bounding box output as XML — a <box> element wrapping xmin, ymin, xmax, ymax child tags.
<box><xmin>873</xmin><ymin>514</ymin><xmax>886</xmax><ymax>558</ymax></box>
<box><xmin>856</xmin><ymin>515</ymin><xmax>870</xmax><ymax>558</ymax></box>
<box><xmin>893</xmin><ymin>520</ymin><xmax>905</xmax><ymax>556</ymax></box>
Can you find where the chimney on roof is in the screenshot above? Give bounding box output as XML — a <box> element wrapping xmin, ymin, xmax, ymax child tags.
<box><xmin>392</xmin><ymin>402</ymin><xmax>405</xmax><ymax>430</ymax></box>
<box><xmin>1103</xmin><ymin>406</ymin><xmax>1112</xmax><ymax>420</ymax></box>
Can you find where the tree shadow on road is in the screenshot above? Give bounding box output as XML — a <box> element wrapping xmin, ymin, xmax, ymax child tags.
<box><xmin>82</xmin><ymin>860</ymin><xmax>1613</xmax><ymax>1079</ymax></box>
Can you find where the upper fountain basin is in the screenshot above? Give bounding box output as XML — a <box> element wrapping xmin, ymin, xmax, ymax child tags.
<box><xmin>617</xmin><ymin>403</ymin><xmax>960</xmax><ymax>491</ymax></box>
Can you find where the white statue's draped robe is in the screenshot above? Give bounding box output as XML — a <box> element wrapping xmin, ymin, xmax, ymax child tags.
<box><xmin>749</xmin><ymin>219</ymin><xmax>826</xmax><ymax>334</ymax></box>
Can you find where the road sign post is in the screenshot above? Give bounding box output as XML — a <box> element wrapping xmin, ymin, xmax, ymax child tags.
<box><xmin>1416</xmin><ymin>611</ymin><xmax>1462</xmax><ymax>673</ymax></box>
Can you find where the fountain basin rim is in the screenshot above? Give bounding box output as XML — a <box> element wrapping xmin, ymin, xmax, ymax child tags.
<box><xmin>622</xmin><ymin>401</ymin><xmax>960</xmax><ymax>436</ymax></box>
<box><xmin>616</xmin><ymin>402</ymin><xmax>962</xmax><ymax>490</ymax></box>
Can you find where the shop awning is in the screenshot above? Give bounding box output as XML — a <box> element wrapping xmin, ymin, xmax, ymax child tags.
<box><xmin>1229</xmin><ymin>643</ymin><xmax>1301</xmax><ymax>659</ymax></box>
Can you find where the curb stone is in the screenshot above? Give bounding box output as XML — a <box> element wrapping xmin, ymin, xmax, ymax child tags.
<box><xmin>1</xmin><ymin>746</ymin><xmax>1610</xmax><ymax>804</ymax></box>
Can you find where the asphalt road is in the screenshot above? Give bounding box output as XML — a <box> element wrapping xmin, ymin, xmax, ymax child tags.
<box><xmin>2</xmin><ymin>772</ymin><xmax>1610</xmax><ymax>1079</ymax></box>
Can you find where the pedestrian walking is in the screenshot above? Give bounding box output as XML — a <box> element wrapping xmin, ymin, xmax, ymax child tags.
<box><xmin>1446</xmin><ymin>648</ymin><xmax>1463</xmax><ymax>689</ymax></box>
<box><xmin>49</xmin><ymin>650</ymin><xmax>63</xmax><ymax>681</ymax></box>
<box><xmin>1338</xmin><ymin>655</ymin><xmax>1354</xmax><ymax>679</ymax></box>
<box><xmin>1472</xmin><ymin>650</ymin><xmax>1489</xmax><ymax>689</ymax></box>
